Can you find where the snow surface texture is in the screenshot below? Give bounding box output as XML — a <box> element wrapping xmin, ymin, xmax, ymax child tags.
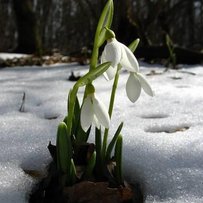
<box><xmin>0</xmin><ymin>62</ymin><xmax>203</xmax><ymax>203</ymax></box>
<box><xmin>0</xmin><ymin>53</ymin><xmax>29</xmax><ymax>60</ymax></box>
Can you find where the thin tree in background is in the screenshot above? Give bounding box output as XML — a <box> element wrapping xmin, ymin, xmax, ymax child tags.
<box><xmin>12</xmin><ymin>0</ymin><xmax>42</xmax><ymax>54</ymax></box>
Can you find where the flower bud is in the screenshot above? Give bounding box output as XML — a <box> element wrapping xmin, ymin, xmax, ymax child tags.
<box><xmin>86</xmin><ymin>83</ymin><xmax>95</xmax><ymax>95</ymax></box>
<box><xmin>105</xmin><ymin>27</ymin><xmax>115</xmax><ymax>40</ymax></box>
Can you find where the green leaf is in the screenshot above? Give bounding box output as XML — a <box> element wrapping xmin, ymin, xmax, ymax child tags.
<box><xmin>84</xmin><ymin>151</ymin><xmax>96</xmax><ymax>179</ymax></box>
<box><xmin>71</xmin><ymin>95</ymin><xmax>80</xmax><ymax>136</ymax></box>
<box><xmin>95</xmin><ymin>128</ymin><xmax>102</xmax><ymax>173</ymax></box>
<box><xmin>128</xmin><ymin>38</ymin><xmax>140</xmax><ymax>53</ymax></box>
<box><xmin>97</xmin><ymin>1</ymin><xmax>114</xmax><ymax>47</ymax></box>
<box><xmin>166</xmin><ymin>34</ymin><xmax>173</xmax><ymax>48</ymax></box>
<box><xmin>106</xmin><ymin>122</ymin><xmax>123</xmax><ymax>161</ymax></box>
<box><xmin>114</xmin><ymin>134</ymin><xmax>123</xmax><ymax>185</ymax></box>
<box><xmin>95</xmin><ymin>0</ymin><xmax>114</xmax><ymax>47</ymax></box>
<box><xmin>56</xmin><ymin>122</ymin><xmax>72</xmax><ymax>174</ymax></box>
<box><xmin>70</xmin><ymin>159</ymin><xmax>77</xmax><ymax>185</ymax></box>
<box><xmin>67</xmin><ymin>89</ymin><xmax>80</xmax><ymax>136</ymax></box>
<box><xmin>75</xmin><ymin>62</ymin><xmax>111</xmax><ymax>87</ymax></box>
<box><xmin>165</xmin><ymin>34</ymin><xmax>176</xmax><ymax>68</ymax></box>
<box><xmin>63</xmin><ymin>115</ymin><xmax>68</xmax><ymax>123</ymax></box>
<box><xmin>75</xmin><ymin>125</ymin><xmax>91</xmax><ymax>143</ymax></box>
<box><xmin>67</xmin><ymin>89</ymin><xmax>71</xmax><ymax>113</ymax></box>
<box><xmin>66</xmin><ymin>87</ymin><xmax>79</xmax><ymax>136</ymax></box>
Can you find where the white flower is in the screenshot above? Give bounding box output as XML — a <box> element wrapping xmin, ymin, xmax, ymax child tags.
<box><xmin>101</xmin><ymin>38</ymin><xmax>154</xmax><ymax>102</ymax></box>
<box><xmin>80</xmin><ymin>94</ymin><xmax>110</xmax><ymax>131</ymax></box>
<box><xmin>101</xmin><ymin>38</ymin><xmax>139</xmax><ymax>80</ymax></box>
<box><xmin>126</xmin><ymin>72</ymin><xmax>154</xmax><ymax>103</ymax></box>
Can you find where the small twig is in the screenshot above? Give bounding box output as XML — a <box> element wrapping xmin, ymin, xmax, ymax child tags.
<box><xmin>19</xmin><ymin>92</ymin><xmax>26</xmax><ymax>112</ymax></box>
<box><xmin>178</xmin><ymin>70</ymin><xmax>196</xmax><ymax>75</ymax></box>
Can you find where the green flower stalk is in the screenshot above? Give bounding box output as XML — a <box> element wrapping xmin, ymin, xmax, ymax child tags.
<box><xmin>102</xmin><ymin>66</ymin><xmax>120</xmax><ymax>161</ymax></box>
<box><xmin>101</xmin><ymin>30</ymin><xmax>149</xmax><ymax>161</ymax></box>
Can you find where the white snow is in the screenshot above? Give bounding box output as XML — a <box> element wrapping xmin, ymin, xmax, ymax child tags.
<box><xmin>0</xmin><ymin>62</ymin><xmax>203</xmax><ymax>203</ymax></box>
<box><xmin>0</xmin><ymin>53</ymin><xmax>30</xmax><ymax>60</ymax></box>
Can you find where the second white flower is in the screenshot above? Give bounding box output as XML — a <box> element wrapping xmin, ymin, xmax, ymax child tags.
<box><xmin>80</xmin><ymin>94</ymin><xmax>110</xmax><ymax>131</ymax></box>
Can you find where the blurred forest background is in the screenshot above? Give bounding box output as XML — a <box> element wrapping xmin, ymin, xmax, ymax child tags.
<box><xmin>0</xmin><ymin>0</ymin><xmax>203</xmax><ymax>64</ymax></box>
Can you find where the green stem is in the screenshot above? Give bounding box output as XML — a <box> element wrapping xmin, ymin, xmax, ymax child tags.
<box><xmin>89</xmin><ymin>3</ymin><xmax>103</xmax><ymax>71</ymax></box>
<box><xmin>84</xmin><ymin>28</ymin><xmax>99</xmax><ymax>99</ymax></box>
<box><xmin>90</xmin><ymin>45</ymin><xmax>99</xmax><ymax>70</ymax></box>
<box><xmin>66</xmin><ymin>85</ymin><xmax>78</xmax><ymax>136</ymax></box>
<box><xmin>102</xmin><ymin>66</ymin><xmax>120</xmax><ymax>160</ymax></box>
<box><xmin>108</xmin><ymin>68</ymin><xmax>120</xmax><ymax>117</ymax></box>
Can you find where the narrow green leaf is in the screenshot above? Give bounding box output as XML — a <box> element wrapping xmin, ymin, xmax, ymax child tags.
<box><xmin>128</xmin><ymin>38</ymin><xmax>140</xmax><ymax>53</ymax></box>
<box><xmin>63</xmin><ymin>115</ymin><xmax>67</xmax><ymax>124</ymax></box>
<box><xmin>95</xmin><ymin>0</ymin><xmax>113</xmax><ymax>47</ymax></box>
<box><xmin>95</xmin><ymin>128</ymin><xmax>102</xmax><ymax>172</ymax></box>
<box><xmin>70</xmin><ymin>159</ymin><xmax>77</xmax><ymax>185</ymax></box>
<box><xmin>66</xmin><ymin>87</ymin><xmax>78</xmax><ymax>136</ymax></box>
<box><xmin>106</xmin><ymin>122</ymin><xmax>123</xmax><ymax>161</ymax></box>
<box><xmin>84</xmin><ymin>151</ymin><xmax>96</xmax><ymax>178</ymax></box>
<box><xmin>71</xmin><ymin>96</ymin><xmax>80</xmax><ymax>136</ymax></box>
<box><xmin>56</xmin><ymin>122</ymin><xmax>72</xmax><ymax>174</ymax></box>
<box><xmin>166</xmin><ymin>34</ymin><xmax>172</xmax><ymax>47</ymax></box>
<box><xmin>165</xmin><ymin>34</ymin><xmax>176</xmax><ymax>68</ymax></box>
<box><xmin>114</xmin><ymin>134</ymin><xmax>123</xmax><ymax>185</ymax></box>
<box><xmin>67</xmin><ymin>89</ymin><xmax>71</xmax><ymax>113</ymax></box>
<box><xmin>75</xmin><ymin>125</ymin><xmax>91</xmax><ymax>143</ymax></box>
<box><xmin>75</xmin><ymin>62</ymin><xmax>111</xmax><ymax>87</ymax></box>
<box><xmin>97</xmin><ymin>1</ymin><xmax>114</xmax><ymax>47</ymax></box>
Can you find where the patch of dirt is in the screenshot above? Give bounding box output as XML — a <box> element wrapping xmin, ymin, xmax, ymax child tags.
<box><xmin>145</xmin><ymin>125</ymin><xmax>190</xmax><ymax>133</ymax></box>
<box><xmin>28</xmin><ymin>143</ymin><xmax>144</xmax><ymax>203</ymax></box>
<box><xmin>0</xmin><ymin>53</ymin><xmax>89</xmax><ymax>68</ymax></box>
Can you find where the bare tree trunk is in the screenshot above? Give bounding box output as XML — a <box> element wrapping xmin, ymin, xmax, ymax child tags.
<box><xmin>114</xmin><ymin>0</ymin><xmax>148</xmax><ymax>45</ymax></box>
<box><xmin>12</xmin><ymin>0</ymin><xmax>42</xmax><ymax>55</ymax></box>
<box><xmin>187</xmin><ymin>0</ymin><xmax>195</xmax><ymax>47</ymax></box>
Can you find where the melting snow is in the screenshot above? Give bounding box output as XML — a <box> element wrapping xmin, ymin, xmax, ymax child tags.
<box><xmin>0</xmin><ymin>53</ymin><xmax>30</xmax><ymax>60</ymax></box>
<box><xmin>0</xmin><ymin>62</ymin><xmax>203</xmax><ymax>202</ymax></box>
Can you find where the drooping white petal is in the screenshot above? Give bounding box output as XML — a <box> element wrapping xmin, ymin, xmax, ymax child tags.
<box><xmin>120</xmin><ymin>43</ymin><xmax>139</xmax><ymax>72</ymax></box>
<box><xmin>103</xmin><ymin>66</ymin><xmax>117</xmax><ymax>80</ymax></box>
<box><xmin>101</xmin><ymin>47</ymin><xmax>107</xmax><ymax>63</ymax></box>
<box><xmin>80</xmin><ymin>96</ymin><xmax>94</xmax><ymax>131</ymax></box>
<box><xmin>136</xmin><ymin>73</ymin><xmax>154</xmax><ymax>96</ymax></box>
<box><xmin>102</xmin><ymin>47</ymin><xmax>115</xmax><ymax>80</ymax></box>
<box><xmin>92</xmin><ymin>96</ymin><xmax>110</xmax><ymax>129</ymax></box>
<box><xmin>126</xmin><ymin>73</ymin><xmax>141</xmax><ymax>103</ymax></box>
<box><xmin>103</xmin><ymin>39</ymin><xmax>122</xmax><ymax>68</ymax></box>
<box><xmin>93</xmin><ymin>115</ymin><xmax>100</xmax><ymax>129</ymax></box>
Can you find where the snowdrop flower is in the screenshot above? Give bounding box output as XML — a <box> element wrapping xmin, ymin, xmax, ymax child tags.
<box><xmin>101</xmin><ymin>37</ymin><xmax>139</xmax><ymax>80</ymax></box>
<box><xmin>80</xmin><ymin>85</ymin><xmax>110</xmax><ymax>132</ymax></box>
<box><xmin>126</xmin><ymin>72</ymin><xmax>154</xmax><ymax>103</ymax></box>
<box><xmin>101</xmin><ymin>28</ymin><xmax>153</xmax><ymax>102</ymax></box>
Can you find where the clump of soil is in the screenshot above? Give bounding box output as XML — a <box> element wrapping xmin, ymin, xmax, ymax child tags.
<box><xmin>29</xmin><ymin>143</ymin><xmax>144</xmax><ymax>203</ymax></box>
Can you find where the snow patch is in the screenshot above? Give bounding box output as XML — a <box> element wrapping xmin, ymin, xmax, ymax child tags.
<box><xmin>0</xmin><ymin>64</ymin><xmax>203</xmax><ymax>202</ymax></box>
